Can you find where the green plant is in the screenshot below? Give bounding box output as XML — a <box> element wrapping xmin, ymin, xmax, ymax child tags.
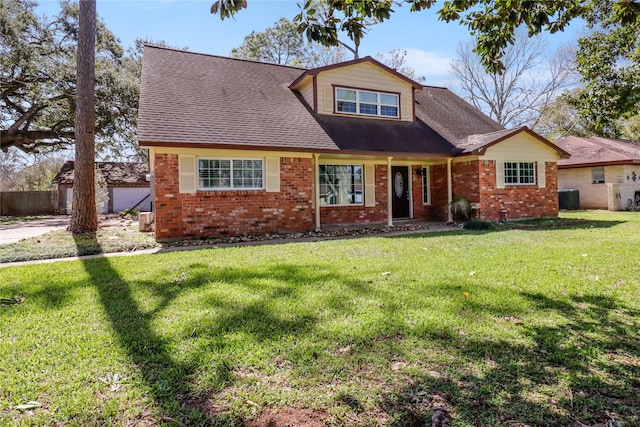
<box><xmin>450</xmin><ymin>195</ymin><xmax>472</xmax><ymax>221</ymax></box>
<box><xmin>463</xmin><ymin>220</ymin><xmax>496</xmax><ymax>230</ymax></box>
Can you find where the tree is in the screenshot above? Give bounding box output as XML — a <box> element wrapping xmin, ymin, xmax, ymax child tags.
<box><xmin>570</xmin><ymin>11</ymin><xmax>640</xmax><ymax>137</ymax></box>
<box><xmin>232</xmin><ymin>18</ymin><xmax>311</xmax><ymax>66</ymax></box>
<box><xmin>375</xmin><ymin>49</ymin><xmax>423</xmax><ymax>81</ymax></box>
<box><xmin>231</xmin><ymin>17</ymin><xmax>347</xmax><ymax>67</ymax></box>
<box><xmin>535</xmin><ymin>92</ymin><xmax>591</xmax><ymax>141</ymax></box>
<box><xmin>1</xmin><ymin>0</ymin><xmax>140</xmax><ymax>158</ymax></box>
<box><xmin>451</xmin><ymin>32</ymin><xmax>578</xmax><ymax>129</ymax></box>
<box><xmin>70</xmin><ymin>0</ymin><xmax>97</xmax><ymax>234</ymax></box>
<box><xmin>212</xmin><ymin>0</ymin><xmax>640</xmax><ymax>73</ymax></box>
<box><xmin>231</xmin><ymin>17</ymin><xmax>421</xmax><ymax>77</ymax></box>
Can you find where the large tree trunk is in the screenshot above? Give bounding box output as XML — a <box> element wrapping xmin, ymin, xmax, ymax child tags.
<box><xmin>70</xmin><ymin>0</ymin><xmax>98</xmax><ymax>233</ymax></box>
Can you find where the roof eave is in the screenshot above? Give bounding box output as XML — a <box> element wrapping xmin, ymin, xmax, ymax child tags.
<box><xmin>558</xmin><ymin>159</ymin><xmax>640</xmax><ymax>169</ymax></box>
<box><xmin>466</xmin><ymin>127</ymin><xmax>571</xmax><ymax>158</ymax></box>
<box><xmin>289</xmin><ymin>56</ymin><xmax>424</xmax><ymax>90</ymax></box>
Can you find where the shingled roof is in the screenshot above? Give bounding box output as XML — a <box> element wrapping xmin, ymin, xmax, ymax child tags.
<box><xmin>137</xmin><ymin>45</ymin><xmax>338</xmax><ymax>152</ymax></box>
<box><xmin>138</xmin><ymin>45</ymin><xmax>561</xmax><ymax>157</ymax></box>
<box><xmin>556</xmin><ymin>136</ymin><xmax>640</xmax><ymax>168</ymax></box>
<box><xmin>52</xmin><ymin>161</ymin><xmax>149</xmax><ymax>185</ymax></box>
<box><xmin>414</xmin><ymin>86</ymin><xmax>504</xmax><ymax>145</ymax></box>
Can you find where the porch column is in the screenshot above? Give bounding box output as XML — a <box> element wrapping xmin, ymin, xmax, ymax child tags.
<box><xmin>313</xmin><ymin>153</ymin><xmax>321</xmax><ymax>232</ymax></box>
<box><xmin>387</xmin><ymin>156</ymin><xmax>393</xmax><ymax>227</ymax></box>
<box><xmin>447</xmin><ymin>158</ymin><xmax>453</xmax><ymax>223</ymax></box>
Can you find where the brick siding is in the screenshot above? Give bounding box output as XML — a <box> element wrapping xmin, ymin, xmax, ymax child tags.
<box><xmin>154</xmin><ymin>154</ymin><xmax>560</xmax><ymax>239</ymax></box>
<box><xmin>154</xmin><ymin>155</ymin><xmax>314</xmax><ymax>240</ymax></box>
<box><xmin>455</xmin><ymin>160</ymin><xmax>559</xmax><ymax>221</ymax></box>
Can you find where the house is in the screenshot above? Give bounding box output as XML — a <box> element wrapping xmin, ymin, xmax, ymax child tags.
<box><xmin>556</xmin><ymin>135</ymin><xmax>640</xmax><ymax>210</ymax></box>
<box><xmin>52</xmin><ymin>161</ymin><xmax>151</xmax><ymax>214</ymax></box>
<box><xmin>137</xmin><ymin>45</ymin><xmax>569</xmax><ymax>240</ymax></box>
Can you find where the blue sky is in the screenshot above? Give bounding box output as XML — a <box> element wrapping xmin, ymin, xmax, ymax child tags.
<box><xmin>36</xmin><ymin>0</ymin><xmax>584</xmax><ymax>87</ymax></box>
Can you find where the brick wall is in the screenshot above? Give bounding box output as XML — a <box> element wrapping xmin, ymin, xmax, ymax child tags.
<box><xmin>477</xmin><ymin>160</ymin><xmax>559</xmax><ymax>221</ymax></box>
<box><xmin>154</xmin><ymin>155</ymin><xmax>314</xmax><ymax>240</ymax></box>
<box><xmin>452</xmin><ymin>160</ymin><xmax>480</xmax><ymax>203</ymax></box>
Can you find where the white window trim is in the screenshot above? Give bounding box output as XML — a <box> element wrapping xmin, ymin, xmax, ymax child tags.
<box><xmin>504</xmin><ymin>161</ymin><xmax>536</xmax><ymax>186</ymax></box>
<box><xmin>422</xmin><ymin>166</ymin><xmax>431</xmax><ymax>205</ymax></box>
<box><xmin>334</xmin><ymin>87</ymin><xmax>399</xmax><ymax>118</ymax></box>
<box><xmin>197</xmin><ymin>157</ymin><xmax>265</xmax><ymax>191</ymax></box>
<box><xmin>319</xmin><ymin>163</ymin><xmax>365</xmax><ymax>207</ymax></box>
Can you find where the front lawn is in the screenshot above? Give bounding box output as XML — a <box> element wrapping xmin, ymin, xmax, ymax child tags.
<box><xmin>1</xmin><ymin>211</ymin><xmax>638</xmax><ymax>426</ymax></box>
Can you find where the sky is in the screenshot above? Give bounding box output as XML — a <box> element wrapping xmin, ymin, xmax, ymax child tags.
<box><xmin>35</xmin><ymin>0</ymin><xmax>586</xmax><ymax>88</ymax></box>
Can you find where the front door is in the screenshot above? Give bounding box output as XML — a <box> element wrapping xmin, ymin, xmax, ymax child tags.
<box><xmin>391</xmin><ymin>166</ymin><xmax>410</xmax><ymax>218</ymax></box>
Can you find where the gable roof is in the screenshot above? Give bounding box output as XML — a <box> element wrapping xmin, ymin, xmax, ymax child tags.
<box><xmin>52</xmin><ymin>161</ymin><xmax>149</xmax><ymax>185</ymax></box>
<box><xmin>137</xmin><ymin>46</ymin><xmax>559</xmax><ymax>159</ymax></box>
<box><xmin>137</xmin><ymin>45</ymin><xmax>339</xmax><ymax>152</ymax></box>
<box><xmin>453</xmin><ymin>127</ymin><xmax>571</xmax><ymax>158</ymax></box>
<box><xmin>556</xmin><ymin>136</ymin><xmax>640</xmax><ymax>168</ymax></box>
<box><xmin>289</xmin><ymin>56</ymin><xmax>424</xmax><ymax>90</ymax></box>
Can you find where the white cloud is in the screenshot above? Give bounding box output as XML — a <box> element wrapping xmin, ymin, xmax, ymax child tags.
<box><xmin>403</xmin><ymin>48</ymin><xmax>454</xmax><ymax>77</ymax></box>
<box><xmin>401</xmin><ymin>48</ymin><xmax>462</xmax><ymax>88</ymax></box>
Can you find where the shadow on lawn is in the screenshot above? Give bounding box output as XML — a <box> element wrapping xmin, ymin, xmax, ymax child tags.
<box><xmin>394</xmin><ymin>218</ymin><xmax>625</xmax><ymax>240</ymax></box>
<box><xmin>67</xmin><ymin>232</ymin><xmax>638</xmax><ymax>426</ymax></box>
<box><xmin>71</xmin><ymin>233</ymin><xmax>371</xmax><ymax>425</ymax></box>
<box><xmin>71</xmin><ymin>233</ymin><xmax>228</xmax><ymax>425</ymax></box>
<box><xmin>379</xmin><ymin>292</ymin><xmax>640</xmax><ymax>426</ymax></box>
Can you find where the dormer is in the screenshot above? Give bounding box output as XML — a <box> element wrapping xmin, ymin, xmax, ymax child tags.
<box><xmin>289</xmin><ymin>56</ymin><xmax>423</xmax><ymax>122</ymax></box>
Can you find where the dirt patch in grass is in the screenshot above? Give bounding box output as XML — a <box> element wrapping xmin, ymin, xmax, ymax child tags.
<box><xmin>0</xmin><ymin>215</ymin><xmax>157</xmax><ymax>263</ymax></box>
<box><xmin>245</xmin><ymin>407</ymin><xmax>329</xmax><ymax>427</ymax></box>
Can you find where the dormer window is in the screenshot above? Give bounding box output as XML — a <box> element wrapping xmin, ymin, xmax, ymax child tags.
<box><xmin>335</xmin><ymin>87</ymin><xmax>399</xmax><ymax>118</ymax></box>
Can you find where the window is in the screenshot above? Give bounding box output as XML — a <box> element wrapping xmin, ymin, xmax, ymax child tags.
<box><xmin>335</xmin><ymin>87</ymin><xmax>399</xmax><ymax>118</ymax></box>
<box><xmin>198</xmin><ymin>158</ymin><xmax>263</xmax><ymax>190</ymax></box>
<box><xmin>504</xmin><ymin>162</ymin><xmax>535</xmax><ymax>185</ymax></box>
<box><xmin>319</xmin><ymin>164</ymin><xmax>363</xmax><ymax>206</ymax></box>
<box><xmin>421</xmin><ymin>167</ymin><xmax>430</xmax><ymax>205</ymax></box>
<box><xmin>592</xmin><ymin>166</ymin><xmax>605</xmax><ymax>184</ymax></box>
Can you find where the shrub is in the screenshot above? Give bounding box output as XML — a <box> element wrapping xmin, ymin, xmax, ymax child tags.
<box><xmin>450</xmin><ymin>196</ymin><xmax>472</xmax><ymax>221</ymax></box>
<box><xmin>463</xmin><ymin>220</ymin><xmax>496</xmax><ymax>230</ymax></box>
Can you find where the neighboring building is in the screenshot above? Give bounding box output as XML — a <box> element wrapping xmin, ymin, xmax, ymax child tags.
<box><xmin>556</xmin><ymin>136</ymin><xmax>640</xmax><ymax>210</ymax></box>
<box><xmin>138</xmin><ymin>45</ymin><xmax>569</xmax><ymax>240</ymax></box>
<box><xmin>52</xmin><ymin>161</ymin><xmax>151</xmax><ymax>214</ymax></box>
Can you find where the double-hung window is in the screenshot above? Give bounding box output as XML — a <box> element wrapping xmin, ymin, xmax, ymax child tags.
<box><xmin>335</xmin><ymin>87</ymin><xmax>399</xmax><ymax>118</ymax></box>
<box><xmin>319</xmin><ymin>164</ymin><xmax>363</xmax><ymax>206</ymax></box>
<box><xmin>504</xmin><ymin>162</ymin><xmax>535</xmax><ymax>185</ymax></box>
<box><xmin>198</xmin><ymin>158</ymin><xmax>263</xmax><ymax>190</ymax></box>
<box><xmin>592</xmin><ymin>166</ymin><xmax>605</xmax><ymax>184</ymax></box>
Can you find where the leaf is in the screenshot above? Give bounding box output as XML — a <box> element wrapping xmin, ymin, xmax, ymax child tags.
<box><xmin>15</xmin><ymin>401</ymin><xmax>41</xmax><ymax>410</ymax></box>
<box><xmin>0</xmin><ymin>296</ymin><xmax>25</xmax><ymax>306</ymax></box>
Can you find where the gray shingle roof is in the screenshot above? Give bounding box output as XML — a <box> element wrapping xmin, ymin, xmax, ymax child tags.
<box><xmin>53</xmin><ymin>161</ymin><xmax>149</xmax><ymax>185</ymax></box>
<box><xmin>138</xmin><ymin>45</ymin><xmax>339</xmax><ymax>151</ymax></box>
<box><xmin>414</xmin><ymin>86</ymin><xmax>504</xmax><ymax>144</ymax></box>
<box><xmin>556</xmin><ymin>136</ymin><xmax>640</xmax><ymax>167</ymax></box>
<box><xmin>313</xmin><ymin>114</ymin><xmax>456</xmax><ymax>156</ymax></box>
<box><xmin>138</xmin><ymin>46</ymin><xmax>564</xmax><ymax>158</ymax></box>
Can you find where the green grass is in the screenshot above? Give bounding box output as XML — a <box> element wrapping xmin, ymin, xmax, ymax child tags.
<box><xmin>0</xmin><ymin>211</ymin><xmax>638</xmax><ymax>426</ymax></box>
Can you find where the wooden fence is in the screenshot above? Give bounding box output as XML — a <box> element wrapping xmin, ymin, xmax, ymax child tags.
<box><xmin>0</xmin><ymin>191</ymin><xmax>59</xmax><ymax>216</ymax></box>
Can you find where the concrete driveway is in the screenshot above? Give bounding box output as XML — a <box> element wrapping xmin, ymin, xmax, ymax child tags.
<box><xmin>0</xmin><ymin>216</ymin><xmax>70</xmax><ymax>245</ymax></box>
